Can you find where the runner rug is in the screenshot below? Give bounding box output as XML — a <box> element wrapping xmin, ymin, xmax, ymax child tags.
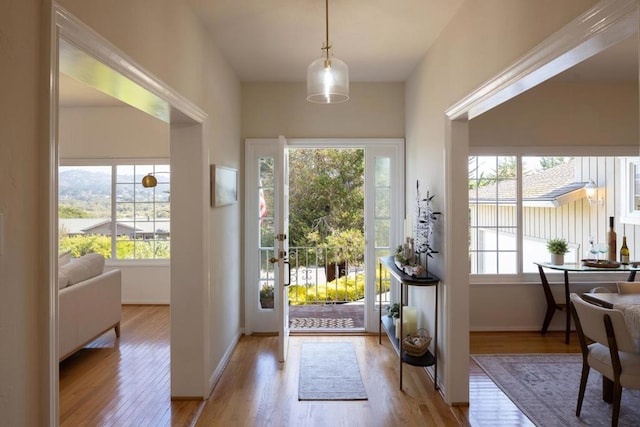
<box><xmin>298</xmin><ymin>342</ymin><xmax>367</xmax><ymax>400</ymax></box>
<box><xmin>472</xmin><ymin>353</ymin><xmax>640</xmax><ymax>426</ymax></box>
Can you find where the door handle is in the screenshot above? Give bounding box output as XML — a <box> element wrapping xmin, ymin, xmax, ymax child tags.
<box><xmin>269</xmin><ymin>256</ymin><xmax>290</xmax><ymax>286</ymax></box>
<box><xmin>284</xmin><ymin>261</ymin><xmax>290</xmax><ymax>287</ymax></box>
<box><xmin>270</xmin><ymin>250</ymin><xmax>287</xmax><ymax>264</ymax></box>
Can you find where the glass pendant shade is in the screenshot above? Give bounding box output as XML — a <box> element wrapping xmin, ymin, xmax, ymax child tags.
<box><xmin>306</xmin><ymin>49</ymin><xmax>349</xmax><ymax>104</ymax></box>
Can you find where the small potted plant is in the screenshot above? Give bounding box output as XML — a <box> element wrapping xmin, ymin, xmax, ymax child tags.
<box><xmin>259</xmin><ymin>284</ymin><xmax>274</xmax><ymax>309</ymax></box>
<box><xmin>547</xmin><ymin>238</ymin><xmax>569</xmax><ymax>265</ymax></box>
<box><xmin>387</xmin><ymin>303</ymin><xmax>401</xmax><ymax>331</ymax></box>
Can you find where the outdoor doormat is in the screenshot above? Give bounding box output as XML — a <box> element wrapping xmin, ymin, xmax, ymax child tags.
<box><xmin>290</xmin><ymin>317</ymin><xmax>354</xmax><ymax>329</ymax></box>
<box><xmin>298</xmin><ymin>342</ymin><xmax>367</xmax><ymax>400</ymax></box>
<box><xmin>472</xmin><ymin>353</ymin><xmax>640</xmax><ymax>426</ymax></box>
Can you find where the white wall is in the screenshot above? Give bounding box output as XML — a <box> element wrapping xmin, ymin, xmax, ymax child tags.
<box><xmin>405</xmin><ymin>0</ymin><xmax>600</xmax><ymax>405</ymax></box>
<box><xmin>104</xmin><ymin>264</ymin><xmax>170</xmax><ymax>304</ymax></box>
<box><xmin>470</xmin><ymin>81</ymin><xmax>638</xmax><ymax>147</ymax></box>
<box><xmin>59</xmin><ymin>106</ymin><xmax>169</xmax><ymax>157</ymax></box>
<box><xmin>242</xmin><ymin>82</ymin><xmax>404</xmax><ymax>138</ymax></box>
<box><xmin>0</xmin><ymin>1</ymin><xmax>50</xmax><ymax>424</ymax></box>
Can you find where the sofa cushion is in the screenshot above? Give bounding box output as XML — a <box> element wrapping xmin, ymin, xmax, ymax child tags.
<box><xmin>58</xmin><ymin>270</ymin><xmax>70</xmax><ymax>289</ymax></box>
<box><xmin>58</xmin><ymin>250</ymin><xmax>72</xmax><ymax>266</ymax></box>
<box><xmin>59</xmin><ymin>253</ymin><xmax>105</xmax><ymax>287</ymax></box>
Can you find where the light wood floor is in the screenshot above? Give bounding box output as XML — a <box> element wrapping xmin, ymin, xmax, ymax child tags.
<box><xmin>60</xmin><ymin>306</ymin><xmax>580</xmax><ymax>426</ymax></box>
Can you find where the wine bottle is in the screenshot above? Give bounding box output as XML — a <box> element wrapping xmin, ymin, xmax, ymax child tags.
<box><xmin>620</xmin><ymin>235</ymin><xmax>630</xmax><ymax>265</ymax></box>
<box><xmin>607</xmin><ymin>216</ymin><xmax>617</xmax><ymax>262</ymax></box>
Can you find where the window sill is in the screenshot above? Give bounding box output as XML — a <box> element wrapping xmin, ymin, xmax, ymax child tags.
<box><xmin>471</xmin><ymin>271</ymin><xmax>632</xmax><ymax>285</ymax></box>
<box><xmin>106</xmin><ymin>259</ymin><xmax>170</xmax><ymax>268</ymax></box>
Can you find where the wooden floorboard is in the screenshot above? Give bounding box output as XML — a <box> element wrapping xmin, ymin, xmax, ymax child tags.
<box><xmin>59</xmin><ymin>305</ymin><xmax>203</xmax><ymax>427</ymax></box>
<box><xmin>60</xmin><ymin>305</ymin><xmax>581</xmax><ymax>426</ymax></box>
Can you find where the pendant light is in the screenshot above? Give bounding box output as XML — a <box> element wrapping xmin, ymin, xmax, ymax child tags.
<box><xmin>306</xmin><ymin>0</ymin><xmax>349</xmax><ymax>104</ymax></box>
<box><xmin>141</xmin><ymin>173</ymin><xmax>158</xmax><ymax>188</ymax></box>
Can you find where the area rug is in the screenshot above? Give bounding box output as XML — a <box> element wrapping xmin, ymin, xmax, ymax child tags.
<box><xmin>298</xmin><ymin>342</ymin><xmax>367</xmax><ymax>400</ymax></box>
<box><xmin>290</xmin><ymin>317</ymin><xmax>354</xmax><ymax>329</ymax></box>
<box><xmin>472</xmin><ymin>354</ymin><xmax>640</xmax><ymax>426</ymax></box>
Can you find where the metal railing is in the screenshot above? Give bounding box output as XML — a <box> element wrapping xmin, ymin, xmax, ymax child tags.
<box><xmin>259</xmin><ymin>246</ymin><xmax>390</xmax><ymax>306</ymax></box>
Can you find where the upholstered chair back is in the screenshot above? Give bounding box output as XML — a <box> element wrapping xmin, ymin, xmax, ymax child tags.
<box><xmin>617</xmin><ymin>282</ymin><xmax>640</xmax><ymax>294</ymax></box>
<box><xmin>570</xmin><ymin>293</ymin><xmax>636</xmax><ymax>352</ymax></box>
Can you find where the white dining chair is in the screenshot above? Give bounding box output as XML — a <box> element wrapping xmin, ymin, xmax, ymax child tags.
<box><xmin>570</xmin><ymin>293</ymin><xmax>640</xmax><ymax>426</ymax></box>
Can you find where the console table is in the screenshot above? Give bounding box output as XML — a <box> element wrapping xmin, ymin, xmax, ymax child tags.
<box><xmin>378</xmin><ymin>256</ymin><xmax>439</xmax><ymax>390</ymax></box>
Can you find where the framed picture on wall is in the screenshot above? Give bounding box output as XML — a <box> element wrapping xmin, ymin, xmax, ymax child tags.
<box><xmin>211</xmin><ymin>165</ymin><xmax>238</xmax><ymax>207</ymax></box>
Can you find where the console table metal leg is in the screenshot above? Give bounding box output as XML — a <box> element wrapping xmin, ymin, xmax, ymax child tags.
<box><xmin>434</xmin><ymin>282</ymin><xmax>438</xmax><ymax>390</ymax></box>
<box><xmin>378</xmin><ymin>262</ymin><xmax>382</xmax><ymax>345</ymax></box>
<box><xmin>564</xmin><ymin>271</ymin><xmax>571</xmax><ymax>344</ymax></box>
<box><xmin>399</xmin><ymin>282</ymin><xmax>404</xmax><ymax>390</ymax></box>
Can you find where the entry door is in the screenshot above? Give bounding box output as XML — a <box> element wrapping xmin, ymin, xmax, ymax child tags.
<box><xmin>276</xmin><ymin>135</ymin><xmax>290</xmax><ymax>362</ymax></box>
<box><xmin>244</xmin><ymin>137</ymin><xmax>291</xmax><ymax>344</ymax></box>
<box><xmin>244</xmin><ymin>138</ymin><xmax>404</xmax><ymax>336</ymax></box>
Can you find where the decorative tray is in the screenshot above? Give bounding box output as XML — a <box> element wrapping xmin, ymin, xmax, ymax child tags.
<box><xmin>394</xmin><ymin>259</ymin><xmax>425</xmax><ymax>276</ymax></box>
<box><xmin>581</xmin><ymin>259</ymin><xmax>621</xmax><ymax>268</ymax></box>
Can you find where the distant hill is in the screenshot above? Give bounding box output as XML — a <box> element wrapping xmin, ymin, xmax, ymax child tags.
<box><xmin>59</xmin><ymin>168</ymin><xmax>111</xmax><ymax>201</ymax></box>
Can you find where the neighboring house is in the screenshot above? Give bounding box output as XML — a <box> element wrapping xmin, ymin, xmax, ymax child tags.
<box><xmin>59</xmin><ymin>218</ymin><xmax>170</xmax><ymax>240</ymax></box>
<box><xmin>471</xmin><ymin>161</ymin><xmax>586</xmax><ymax>207</ymax></box>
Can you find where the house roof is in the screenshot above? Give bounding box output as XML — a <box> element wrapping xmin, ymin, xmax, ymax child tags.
<box><xmin>470</xmin><ymin>161</ymin><xmax>588</xmax><ymax>207</ymax></box>
<box><xmin>59</xmin><ymin>218</ymin><xmax>170</xmax><ymax>235</ymax></box>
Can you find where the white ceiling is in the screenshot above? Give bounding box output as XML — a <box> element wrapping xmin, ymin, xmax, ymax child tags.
<box><xmin>187</xmin><ymin>0</ymin><xmax>465</xmax><ymax>82</ymax></box>
<box><xmin>58</xmin><ymin>1</ymin><xmax>638</xmax><ymax>107</ymax></box>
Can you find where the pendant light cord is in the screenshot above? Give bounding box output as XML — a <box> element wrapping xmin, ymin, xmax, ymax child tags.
<box><xmin>324</xmin><ymin>0</ymin><xmax>330</xmax><ymax>60</ymax></box>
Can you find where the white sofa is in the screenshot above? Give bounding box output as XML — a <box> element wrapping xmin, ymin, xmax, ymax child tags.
<box><xmin>58</xmin><ymin>253</ymin><xmax>122</xmax><ymax>361</ymax></box>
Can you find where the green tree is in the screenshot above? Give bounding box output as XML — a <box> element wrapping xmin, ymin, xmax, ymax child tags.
<box><xmin>59</xmin><ymin>204</ymin><xmax>90</xmax><ymax>218</ymax></box>
<box><xmin>496</xmin><ymin>157</ymin><xmax>516</xmax><ymax>179</ymax></box>
<box><xmin>288</xmin><ymin>148</ymin><xmax>364</xmax><ymax>247</ymax></box>
<box><xmin>539</xmin><ymin>157</ymin><xmax>567</xmax><ymax>169</ymax></box>
<box><xmin>469</xmin><ymin>156</ymin><xmax>491</xmax><ymax>189</ymax></box>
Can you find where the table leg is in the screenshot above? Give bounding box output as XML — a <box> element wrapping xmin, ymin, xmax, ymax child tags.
<box><xmin>603</xmin><ymin>376</ymin><xmax>613</xmax><ymax>403</ymax></box>
<box><xmin>538</xmin><ymin>266</ymin><xmax>555</xmax><ymax>334</ymax></box>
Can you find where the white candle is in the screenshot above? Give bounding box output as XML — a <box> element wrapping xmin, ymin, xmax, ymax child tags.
<box><xmin>402</xmin><ymin>306</ymin><xmax>417</xmax><ymax>336</ymax></box>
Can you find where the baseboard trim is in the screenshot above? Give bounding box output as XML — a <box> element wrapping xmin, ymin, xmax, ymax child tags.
<box><xmin>170</xmin><ymin>396</ymin><xmax>205</xmax><ymax>401</ymax></box>
<box><xmin>206</xmin><ymin>330</ymin><xmax>242</xmax><ymax>397</ymax></box>
<box><xmin>470</xmin><ymin>326</ymin><xmax>570</xmax><ymax>332</ymax></box>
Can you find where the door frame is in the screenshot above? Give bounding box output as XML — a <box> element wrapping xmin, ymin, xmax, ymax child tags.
<box><xmin>49</xmin><ymin>4</ymin><xmax>208</xmax><ymax>421</ymax></box>
<box><xmin>244</xmin><ymin>138</ymin><xmax>404</xmax><ymax>334</ymax></box>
